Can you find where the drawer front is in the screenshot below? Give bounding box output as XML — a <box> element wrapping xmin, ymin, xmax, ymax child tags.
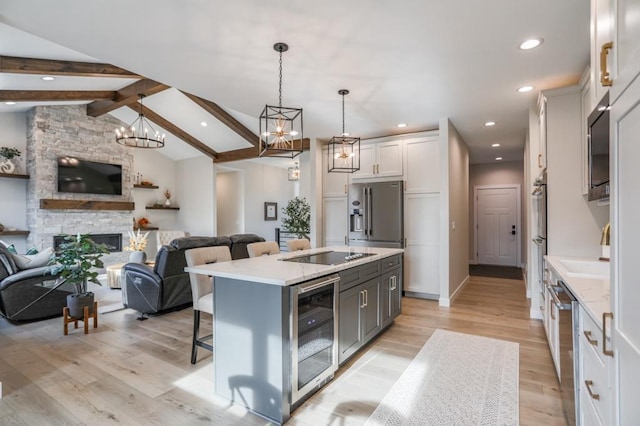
<box><xmin>580</xmin><ymin>387</ymin><xmax>605</xmax><ymax>426</ymax></box>
<box><xmin>580</xmin><ymin>335</ymin><xmax>611</xmax><ymax>425</ymax></box>
<box><xmin>580</xmin><ymin>306</ymin><xmax>606</xmax><ymax>364</ymax></box>
<box><xmin>339</xmin><ymin>261</ymin><xmax>381</xmax><ymax>292</ymax></box>
<box><xmin>380</xmin><ymin>254</ymin><xmax>402</xmax><ymax>273</ymax></box>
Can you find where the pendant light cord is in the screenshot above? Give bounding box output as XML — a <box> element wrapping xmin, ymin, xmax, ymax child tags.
<box><xmin>278</xmin><ymin>50</ymin><xmax>283</xmax><ymax>108</ymax></box>
<box><xmin>342</xmin><ymin>93</ymin><xmax>345</xmax><ymax>136</ymax></box>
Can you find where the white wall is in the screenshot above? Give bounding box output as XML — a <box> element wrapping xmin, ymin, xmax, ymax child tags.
<box><xmin>546</xmin><ymin>87</ymin><xmax>609</xmax><ymax>258</ymax></box>
<box><xmin>176</xmin><ymin>156</ymin><xmax>215</xmax><ymax>236</ymax></box>
<box><xmin>0</xmin><ymin>112</ymin><xmax>28</xmax><ymax>252</ymax></box>
<box><xmin>468</xmin><ymin>161</ymin><xmax>525</xmax><ymax>264</ymax></box>
<box><xmin>222</xmin><ymin>160</ymin><xmax>296</xmax><ymax>242</ymax></box>
<box><xmin>442</xmin><ymin>118</ymin><xmax>470</xmax><ymax>303</ymax></box>
<box><xmin>216</xmin><ymin>169</ymin><xmax>243</xmax><ymax>236</ymax></box>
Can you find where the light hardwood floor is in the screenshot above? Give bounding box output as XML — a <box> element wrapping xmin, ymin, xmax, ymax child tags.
<box><xmin>0</xmin><ymin>275</ymin><xmax>565</xmax><ymax>425</ymax></box>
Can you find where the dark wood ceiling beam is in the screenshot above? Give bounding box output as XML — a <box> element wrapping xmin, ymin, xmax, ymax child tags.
<box><xmin>87</xmin><ymin>79</ymin><xmax>170</xmax><ymax>117</ymax></box>
<box><xmin>0</xmin><ymin>90</ymin><xmax>115</xmax><ymax>102</ymax></box>
<box><xmin>214</xmin><ymin>138</ymin><xmax>310</xmax><ymax>163</ymax></box>
<box><xmin>127</xmin><ymin>104</ymin><xmax>218</xmax><ymax>160</ymax></box>
<box><xmin>182</xmin><ymin>91</ymin><xmax>259</xmax><ymax>148</ymax></box>
<box><xmin>0</xmin><ymin>55</ymin><xmax>138</xmax><ymax>78</ymax></box>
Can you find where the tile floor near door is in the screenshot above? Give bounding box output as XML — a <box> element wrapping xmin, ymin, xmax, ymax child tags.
<box><xmin>0</xmin><ymin>275</ymin><xmax>565</xmax><ymax>425</ymax></box>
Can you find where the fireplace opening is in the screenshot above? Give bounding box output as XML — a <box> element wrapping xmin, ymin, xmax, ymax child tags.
<box><xmin>53</xmin><ymin>233</ymin><xmax>122</xmax><ymax>253</ymax></box>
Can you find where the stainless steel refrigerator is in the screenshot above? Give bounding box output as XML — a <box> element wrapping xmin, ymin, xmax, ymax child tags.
<box><xmin>348</xmin><ymin>180</ymin><xmax>404</xmax><ymax>248</ymax></box>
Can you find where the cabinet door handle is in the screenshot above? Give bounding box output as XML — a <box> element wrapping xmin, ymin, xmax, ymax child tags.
<box><xmin>372</xmin><ymin>164</ymin><xmax>376</xmax><ymax>174</ymax></box>
<box><xmin>390</xmin><ymin>276</ymin><xmax>397</xmax><ymax>291</ymax></box>
<box><xmin>344</xmin><ymin>184</ymin><xmax>347</xmax><ymax>194</ymax></box>
<box><xmin>600</xmin><ymin>41</ymin><xmax>613</xmax><ymax>87</ymax></box>
<box><xmin>363</xmin><ymin>289</ymin><xmax>368</xmax><ymax>307</ymax></box>
<box><xmin>584</xmin><ymin>330</ymin><xmax>598</xmax><ymax>346</ymax></box>
<box><xmin>538</xmin><ymin>154</ymin><xmax>542</xmax><ymax>168</ymax></box>
<box><xmin>550</xmin><ymin>297</ymin><xmax>555</xmax><ymax>320</ymax></box>
<box><xmin>603</xmin><ymin>312</ymin><xmax>614</xmax><ymax>357</ymax></box>
<box><xmin>585</xmin><ymin>380</ymin><xmax>600</xmax><ymax>400</ymax></box>
<box><xmin>360</xmin><ymin>290</ymin><xmax>365</xmax><ymax>308</ymax></box>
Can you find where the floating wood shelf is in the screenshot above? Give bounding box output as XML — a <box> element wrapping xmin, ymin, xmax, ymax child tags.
<box><xmin>133</xmin><ymin>184</ymin><xmax>159</xmax><ymax>189</ymax></box>
<box><xmin>0</xmin><ymin>230</ymin><xmax>29</xmax><ymax>236</ymax></box>
<box><xmin>40</xmin><ymin>199</ymin><xmax>135</xmax><ymax>211</ymax></box>
<box><xmin>133</xmin><ymin>226</ymin><xmax>159</xmax><ymax>231</ymax></box>
<box><xmin>0</xmin><ymin>172</ymin><xmax>29</xmax><ymax>179</ymax></box>
<box><xmin>146</xmin><ymin>205</ymin><xmax>180</xmax><ymax>210</ymax></box>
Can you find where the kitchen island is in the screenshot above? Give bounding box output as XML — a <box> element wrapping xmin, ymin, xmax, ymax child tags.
<box><xmin>185</xmin><ymin>246</ymin><xmax>403</xmax><ymax>424</ymax></box>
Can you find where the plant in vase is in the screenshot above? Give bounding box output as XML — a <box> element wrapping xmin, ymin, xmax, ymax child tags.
<box><xmin>125</xmin><ymin>229</ymin><xmax>149</xmax><ymax>263</ymax></box>
<box><xmin>281</xmin><ymin>196</ymin><xmax>311</xmax><ymax>239</ymax></box>
<box><xmin>49</xmin><ymin>233</ymin><xmax>109</xmax><ymax>319</ymax></box>
<box><xmin>0</xmin><ymin>146</ymin><xmax>21</xmax><ymax>174</ymax></box>
<box><xmin>163</xmin><ymin>189</ymin><xmax>171</xmax><ymax>207</ymax></box>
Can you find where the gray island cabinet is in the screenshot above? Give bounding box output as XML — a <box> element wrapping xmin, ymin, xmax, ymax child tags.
<box><xmin>185</xmin><ymin>246</ymin><xmax>403</xmax><ymax>425</ymax></box>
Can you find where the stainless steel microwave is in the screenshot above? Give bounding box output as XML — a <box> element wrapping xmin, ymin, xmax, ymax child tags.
<box><xmin>587</xmin><ymin>92</ymin><xmax>610</xmax><ymax>201</ymax></box>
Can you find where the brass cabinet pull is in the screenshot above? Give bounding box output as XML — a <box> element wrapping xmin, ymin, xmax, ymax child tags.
<box><xmin>538</xmin><ymin>154</ymin><xmax>542</xmax><ymax>168</ymax></box>
<box><xmin>603</xmin><ymin>312</ymin><xmax>614</xmax><ymax>357</ymax></box>
<box><xmin>372</xmin><ymin>164</ymin><xmax>376</xmax><ymax>174</ymax></box>
<box><xmin>585</xmin><ymin>380</ymin><xmax>600</xmax><ymax>400</ymax></box>
<box><xmin>550</xmin><ymin>297</ymin><xmax>555</xmax><ymax>320</ymax></box>
<box><xmin>584</xmin><ymin>330</ymin><xmax>598</xmax><ymax>346</ymax></box>
<box><xmin>600</xmin><ymin>42</ymin><xmax>614</xmax><ymax>87</ymax></box>
<box><xmin>344</xmin><ymin>184</ymin><xmax>347</xmax><ymax>194</ymax></box>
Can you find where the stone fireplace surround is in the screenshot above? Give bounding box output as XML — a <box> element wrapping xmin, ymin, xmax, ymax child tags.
<box><xmin>26</xmin><ymin>105</ymin><xmax>134</xmax><ymax>266</ymax></box>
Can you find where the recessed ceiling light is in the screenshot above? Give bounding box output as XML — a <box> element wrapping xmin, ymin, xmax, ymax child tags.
<box><xmin>518</xmin><ymin>85</ymin><xmax>534</xmax><ymax>93</ymax></box>
<box><xmin>484</xmin><ymin>121</ymin><xmax>496</xmax><ymax>127</ymax></box>
<box><xmin>5</xmin><ymin>101</ymin><xmax>16</xmax><ymax>105</ymax></box>
<box><xmin>200</xmin><ymin>121</ymin><xmax>207</xmax><ymax>127</ymax></box>
<box><xmin>491</xmin><ymin>143</ymin><xmax>500</xmax><ymax>147</ymax></box>
<box><xmin>396</xmin><ymin>123</ymin><xmax>407</xmax><ymax>128</ymax></box>
<box><xmin>519</xmin><ymin>38</ymin><xmax>544</xmax><ymax>50</ymax></box>
<box><xmin>41</xmin><ymin>76</ymin><xmax>55</xmax><ymax>81</ymax></box>
<box><xmin>496</xmin><ymin>157</ymin><xmax>503</xmax><ymax>161</ymax></box>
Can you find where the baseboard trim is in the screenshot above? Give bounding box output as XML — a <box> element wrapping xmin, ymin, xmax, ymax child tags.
<box><xmin>530</xmin><ymin>306</ymin><xmax>543</xmax><ymax>320</ymax></box>
<box><xmin>439</xmin><ymin>275</ymin><xmax>470</xmax><ymax>307</ymax></box>
<box><xmin>404</xmin><ymin>291</ymin><xmax>439</xmax><ymax>301</ymax></box>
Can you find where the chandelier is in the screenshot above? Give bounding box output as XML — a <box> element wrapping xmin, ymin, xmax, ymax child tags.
<box><xmin>259</xmin><ymin>42</ymin><xmax>303</xmax><ymax>158</ymax></box>
<box><xmin>328</xmin><ymin>89</ymin><xmax>360</xmax><ymax>173</ymax></box>
<box><xmin>115</xmin><ymin>94</ymin><xmax>165</xmax><ymax>148</ymax></box>
<box><xmin>288</xmin><ymin>162</ymin><xmax>300</xmax><ymax>181</ymax></box>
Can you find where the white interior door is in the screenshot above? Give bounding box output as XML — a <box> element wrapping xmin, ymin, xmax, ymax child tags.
<box><xmin>476</xmin><ymin>187</ymin><xmax>518</xmax><ymax>266</ymax></box>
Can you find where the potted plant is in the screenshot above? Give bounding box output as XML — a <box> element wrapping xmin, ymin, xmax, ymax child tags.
<box><xmin>125</xmin><ymin>229</ymin><xmax>149</xmax><ymax>263</ymax></box>
<box><xmin>281</xmin><ymin>196</ymin><xmax>311</xmax><ymax>239</ymax></box>
<box><xmin>0</xmin><ymin>146</ymin><xmax>21</xmax><ymax>174</ymax></box>
<box><xmin>49</xmin><ymin>233</ymin><xmax>109</xmax><ymax>318</ymax></box>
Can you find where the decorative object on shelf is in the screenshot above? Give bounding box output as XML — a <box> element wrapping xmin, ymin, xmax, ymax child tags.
<box><xmin>137</xmin><ymin>217</ymin><xmax>151</xmax><ymax>228</ymax></box>
<box><xmin>264</xmin><ymin>202</ymin><xmax>278</xmax><ymax>221</ymax></box>
<box><xmin>259</xmin><ymin>42</ymin><xmax>303</xmax><ymax>159</ymax></box>
<box><xmin>600</xmin><ymin>222</ymin><xmax>610</xmax><ymax>261</ymax></box>
<box><xmin>49</xmin><ymin>233</ymin><xmax>109</xmax><ymax>319</ymax></box>
<box><xmin>125</xmin><ymin>229</ymin><xmax>149</xmax><ymax>263</ymax></box>
<box><xmin>281</xmin><ymin>197</ymin><xmax>310</xmax><ymax>238</ymax></box>
<box><xmin>0</xmin><ymin>146</ymin><xmax>21</xmax><ymax>174</ymax></box>
<box><xmin>115</xmin><ymin>94</ymin><xmax>165</xmax><ymax>148</ymax></box>
<box><xmin>288</xmin><ymin>162</ymin><xmax>300</xmax><ymax>181</ymax></box>
<box><xmin>164</xmin><ymin>188</ymin><xmax>171</xmax><ymax>207</ymax></box>
<box><xmin>328</xmin><ymin>89</ymin><xmax>360</xmax><ymax>173</ymax></box>
<box><xmin>140</xmin><ymin>180</ymin><xmax>154</xmax><ymax>186</ymax></box>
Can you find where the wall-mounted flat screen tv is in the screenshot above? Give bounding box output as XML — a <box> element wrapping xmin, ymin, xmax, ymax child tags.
<box><xmin>57</xmin><ymin>157</ymin><xmax>122</xmax><ymax>195</ymax></box>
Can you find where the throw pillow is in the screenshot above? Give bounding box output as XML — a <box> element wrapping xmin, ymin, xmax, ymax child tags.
<box><xmin>25</xmin><ymin>247</ymin><xmax>39</xmax><ymax>255</ymax></box>
<box><xmin>5</xmin><ymin>244</ymin><xmax>17</xmax><ymax>254</ymax></box>
<box><xmin>11</xmin><ymin>247</ymin><xmax>54</xmax><ymax>270</ymax></box>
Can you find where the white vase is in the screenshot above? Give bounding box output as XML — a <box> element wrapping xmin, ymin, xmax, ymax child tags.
<box><xmin>129</xmin><ymin>250</ymin><xmax>147</xmax><ymax>264</ymax></box>
<box><xmin>164</xmin><ymin>198</ymin><xmax>171</xmax><ymax>207</ymax></box>
<box><xmin>0</xmin><ymin>159</ymin><xmax>15</xmax><ymax>174</ymax></box>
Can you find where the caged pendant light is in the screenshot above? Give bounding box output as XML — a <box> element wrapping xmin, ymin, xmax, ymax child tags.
<box><xmin>259</xmin><ymin>42</ymin><xmax>303</xmax><ymax>158</ymax></box>
<box><xmin>328</xmin><ymin>89</ymin><xmax>360</xmax><ymax>173</ymax></box>
<box><xmin>115</xmin><ymin>94</ymin><xmax>165</xmax><ymax>148</ymax></box>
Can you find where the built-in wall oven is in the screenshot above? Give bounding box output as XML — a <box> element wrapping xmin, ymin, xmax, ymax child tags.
<box><xmin>290</xmin><ymin>275</ymin><xmax>339</xmax><ymax>405</ymax></box>
<box><xmin>532</xmin><ymin>173</ymin><xmax>547</xmax><ymax>288</ymax></box>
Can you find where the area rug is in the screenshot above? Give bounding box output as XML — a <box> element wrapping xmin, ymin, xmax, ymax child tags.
<box><xmin>469</xmin><ymin>264</ymin><xmax>523</xmax><ymax>280</ymax></box>
<box><xmin>365</xmin><ymin>329</ymin><xmax>519</xmax><ymax>426</ymax></box>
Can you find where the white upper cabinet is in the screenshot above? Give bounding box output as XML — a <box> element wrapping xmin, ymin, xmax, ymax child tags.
<box><xmin>322</xmin><ymin>148</ymin><xmax>349</xmax><ymax>197</ymax></box>
<box><xmin>352</xmin><ymin>139</ymin><xmax>403</xmax><ymax>180</ymax></box>
<box><xmin>404</xmin><ymin>136</ymin><xmax>440</xmax><ymax>193</ymax></box>
<box><xmin>590</xmin><ymin>0</ymin><xmax>613</xmax><ymax>106</ymax></box>
<box><xmin>537</xmin><ymin>94</ymin><xmax>548</xmax><ymax>170</ymax></box>
<box><xmin>611</xmin><ymin>0</ymin><xmax>640</xmax><ymax>101</ymax></box>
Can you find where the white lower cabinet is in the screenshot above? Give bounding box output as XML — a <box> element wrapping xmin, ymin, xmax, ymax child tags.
<box><xmin>323</xmin><ymin>197</ymin><xmax>347</xmax><ymax>246</ymax></box>
<box><xmin>579</xmin><ymin>304</ymin><xmax>612</xmax><ymax>425</ymax></box>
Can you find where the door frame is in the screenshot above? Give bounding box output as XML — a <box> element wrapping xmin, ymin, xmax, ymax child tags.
<box><xmin>473</xmin><ymin>184</ymin><xmax>522</xmax><ymax>267</ymax></box>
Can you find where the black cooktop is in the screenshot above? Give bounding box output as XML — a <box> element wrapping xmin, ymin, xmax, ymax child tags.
<box><xmin>282</xmin><ymin>251</ymin><xmax>376</xmax><ymax>266</ymax></box>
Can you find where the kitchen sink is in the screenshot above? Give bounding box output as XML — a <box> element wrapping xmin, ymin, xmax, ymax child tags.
<box><xmin>557</xmin><ymin>259</ymin><xmax>610</xmax><ymax>279</ymax></box>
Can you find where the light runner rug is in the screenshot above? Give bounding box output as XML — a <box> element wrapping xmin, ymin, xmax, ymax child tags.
<box><xmin>365</xmin><ymin>329</ymin><xmax>519</xmax><ymax>426</ymax></box>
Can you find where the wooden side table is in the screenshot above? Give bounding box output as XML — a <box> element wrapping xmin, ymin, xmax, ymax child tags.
<box><xmin>106</xmin><ymin>263</ymin><xmax>126</xmax><ymax>289</ymax></box>
<box><xmin>63</xmin><ymin>301</ymin><xmax>98</xmax><ymax>335</ymax></box>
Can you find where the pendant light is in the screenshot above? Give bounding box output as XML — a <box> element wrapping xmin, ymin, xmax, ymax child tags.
<box><xmin>328</xmin><ymin>89</ymin><xmax>360</xmax><ymax>173</ymax></box>
<box><xmin>115</xmin><ymin>94</ymin><xmax>165</xmax><ymax>148</ymax></box>
<box><xmin>259</xmin><ymin>42</ymin><xmax>303</xmax><ymax>158</ymax></box>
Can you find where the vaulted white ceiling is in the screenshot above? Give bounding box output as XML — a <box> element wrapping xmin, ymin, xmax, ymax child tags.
<box><xmin>0</xmin><ymin>0</ymin><xmax>589</xmax><ymax>164</ymax></box>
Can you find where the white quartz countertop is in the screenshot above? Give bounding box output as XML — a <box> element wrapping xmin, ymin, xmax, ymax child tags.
<box><xmin>545</xmin><ymin>255</ymin><xmax>610</xmax><ymax>324</ymax></box>
<box><xmin>185</xmin><ymin>246</ymin><xmax>404</xmax><ymax>286</ymax></box>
